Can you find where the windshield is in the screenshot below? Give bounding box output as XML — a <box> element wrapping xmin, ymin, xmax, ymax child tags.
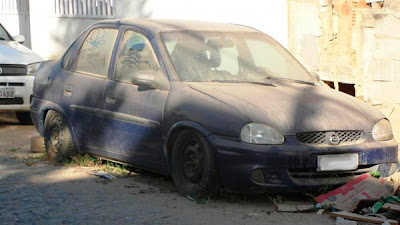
<box><xmin>161</xmin><ymin>31</ymin><xmax>314</xmax><ymax>84</ymax></box>
<box><xmin>0</xmin><ymin>24</ymin><xmax>12</xmax><ymax>41</ymax></box>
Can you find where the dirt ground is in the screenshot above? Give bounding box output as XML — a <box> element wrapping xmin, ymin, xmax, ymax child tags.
<box><xmin>0</xmin><ymin>112</ymin><xmax>335</xmax><ymax>225</ymax></box>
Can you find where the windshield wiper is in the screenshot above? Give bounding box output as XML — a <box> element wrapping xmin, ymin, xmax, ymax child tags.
<box><xmin>265</xmin><ymin>76</ymin><xmax>315</xmax><ymax>85</ymax></box>
<box><xmin>211</xmin><ymin>80</ymin><xmax>274</xmax><ymax>86</ymax></box>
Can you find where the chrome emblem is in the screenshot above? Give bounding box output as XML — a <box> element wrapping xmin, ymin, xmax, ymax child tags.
<box><xmin>0</xmin><ymin>67</ymin><xmax>2</xmax><ymax>74</ymax></box>
<box><xmin>326</xmin><ymin>132</ymin><xmax>340</xmax><ymax>145</ymax></box>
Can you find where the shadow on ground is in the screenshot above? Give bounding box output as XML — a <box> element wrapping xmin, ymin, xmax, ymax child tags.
<box><xmin>0</xmin><ymin>113</ymin><xmax>334</xmax><ymax>225</ymax></box>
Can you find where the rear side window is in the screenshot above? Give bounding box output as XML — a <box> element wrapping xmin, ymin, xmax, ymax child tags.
<box><xmin>76</xmin><ymin>28</ymin><xmax>118</xmax><ymax>77</ymax></box>
<box><xmin>114</xmin><ymin>30</ymin><xmax>159</xmax><ymax>82</ymax></box>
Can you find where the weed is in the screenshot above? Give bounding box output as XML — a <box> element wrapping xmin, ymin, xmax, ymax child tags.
<box><xmin>9</xmin><ymin>147</ymin><xmax>20</xmax><ymax>152</ymax></box>
<box><xmin>269</xmin><ymin>195</ymin><xmax>285</xmax><ymax>205</ymax></box>
<box><xmin>30</xmin><ymin>153</ymin><xmax>47</xmax><ymax>160</ymax></box>
<box><xmin>370</xmin><ymin>171</ymin><xmax>381</xmax><ymax>178</ymax></box>
<box><xmin>102</xmin><ymin>161</ymin><xmax>131</xmax><ymax>176</ymax></box>
<box><xmin>67</xmin><ymin>154</ymin><xmax>100</xmax><ymax>167</ymax></box>
<box><xmin>318</xmin><ymin>183</ymin><xmax>333</xmax><ymax>194</ymax></box>
<box><xmin>25</xmin><ymin>158</ymin><xmax>37</xmax><ymax>166</ymax></box>
<box><xmin>64</xmin><ymin>154</ymin><xmax>132</xmax><ymax>177</ymax></box>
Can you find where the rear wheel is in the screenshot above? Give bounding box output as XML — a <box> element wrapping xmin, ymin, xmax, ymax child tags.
<box><xmin>43</xmin><ymin>110</ymin><xmax>74</xmax><ymax>162</ymax></box>
<box><xmin>171</xmin><ymin>130</ymin><xmax>219</xmax><ymax>199</ymax></box>
<box><xmin>16</xmin><ymin>112</ymin><xmax>33</xmax><ymax>125</ymax></box>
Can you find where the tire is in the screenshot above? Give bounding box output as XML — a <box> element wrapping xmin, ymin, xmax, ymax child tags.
<box><xmin>171</xmin><ymin>130</ymin><xmax>219</xmax><ymax>198</ymax></box>
<box><xmin>43</xmin><ymin>110</ymin><xmax>74</xmax><ymax>162</ymax></box>
<box><xmin>16</xmin><ymin>112</ymin><xmax>33</xmax><ymax>125</ymax></box>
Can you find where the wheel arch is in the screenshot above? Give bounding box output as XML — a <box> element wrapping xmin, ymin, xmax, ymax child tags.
<box><xmin>165</xmin><ymin>121</ymin><xmax>211</xmax><ymax>172</ymax></box>
<box><xmin>38</xmin><ymin>103</ymin><xmax>67</xmax><ymax>135</ymax></box>
<box><xmin>38</xmin><ymin>103</ymin><xmax>79</xmax><ymax>152</ymax></box>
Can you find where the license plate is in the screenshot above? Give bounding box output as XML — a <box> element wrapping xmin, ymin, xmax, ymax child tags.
<box><xmin>317</xmin><ymin>154</ymin><xmax>359</xmax><ymax>171</ymax></box>
<box><xmin>0</xmin><ymin>88</ymin><xmax>15</xmax><ymax>98</ymax></box>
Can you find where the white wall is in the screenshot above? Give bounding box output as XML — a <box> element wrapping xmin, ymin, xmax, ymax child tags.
<box><xmin>0</xmin><ymin>0</ymin><xmax>31</xmax><ymax>47</ymax></box>
<box><xmin>147</xmin><ymin>0</ymin><xmax>288</xmax><ymax>47</ymax></box>
<box><xmin>3</xmin><ymin>0</ymin><xmax>289</xmax><ymax>60</ymax></box>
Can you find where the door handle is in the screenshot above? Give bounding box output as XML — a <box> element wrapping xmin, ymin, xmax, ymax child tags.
<box><xmin>64</xmin><ymin>86</ymin><xmax>73</xmax><ymax>97</ymax></box>
<box><xmin>106</xmin><ymin>93</ymin><xmax>116</xmax><ymax>104</ymax></box>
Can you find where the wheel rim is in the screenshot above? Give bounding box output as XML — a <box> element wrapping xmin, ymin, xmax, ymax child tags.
<box><xmin>50</xmin><ymin>125</ymin><xmax>62</xmax><ymax>152</ymax></box>
<box><xmin>182</xmin><ymin>141</ymin><xmax>203</xmax><ymax>182</ymax></box>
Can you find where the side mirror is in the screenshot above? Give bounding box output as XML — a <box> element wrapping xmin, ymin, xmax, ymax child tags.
<box><xmin>131</xmin><ymin>70</ymin><xmax>169</xmax><ymax>91</ymax></box>
<box><xmin>310</xmin><ymin>72</ymin><xmax>321</xmax><ymax>81</ymax></box>
<box><xmin>13</xmin><ymin>34</ymin><xmax>25</xmax><ymax>44</ymax></box>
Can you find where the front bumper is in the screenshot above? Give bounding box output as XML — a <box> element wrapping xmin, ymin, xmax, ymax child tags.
<box><xmin>208</xmin><ymin>134</ymin><xmax>398</xmax><ymax>193</ymax></box>
<box><xmin>0</xmin><ymin>76</ymin><xmax>34</xmax><ymax>111</ymax></box>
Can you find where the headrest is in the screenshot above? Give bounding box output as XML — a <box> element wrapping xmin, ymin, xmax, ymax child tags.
<box><xmin>206</xmin><ymin>39</ymin><xmax>234</xmax><ymax>68</ymax></box>
<box><xmin>207</xmin><ymin>47</ymin><xmax>221</xmax><ymax>68</ymax></box>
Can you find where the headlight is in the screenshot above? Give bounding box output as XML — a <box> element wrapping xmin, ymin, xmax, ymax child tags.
<box><xmin>372</xmin><ymin>119</ymin><xmax>393</xmax><ymax>141</ymax></box>
<box><xmin>27</xmin><ymin>62</ymin><xmax>41</xmax><ymax>75</ymax></box>
<box><xmin>240</xmin><ymin>123</ymin><xmax>284</xmax><ymax>144</ymax></box>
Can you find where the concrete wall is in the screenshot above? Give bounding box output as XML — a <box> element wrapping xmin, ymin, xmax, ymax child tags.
<box><xmin>2</xmin><ymin>0</ymin><xmax>289</xmax><ymax>60</ymax></box>
<box><xmin>288</xmin><ymin>0</ymin><xmax>321</xmax><ymax>73</ymax></box>
<box><xmin>360</xmin><ymin>0</ymin><xmax>400</xmax><ymax>104</ymax></box>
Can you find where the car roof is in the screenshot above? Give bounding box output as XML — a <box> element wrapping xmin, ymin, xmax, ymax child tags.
<box><xmin>95</xmin><ymin>19</ymin><xmax>258</xmax><ymax>34</ymax></box>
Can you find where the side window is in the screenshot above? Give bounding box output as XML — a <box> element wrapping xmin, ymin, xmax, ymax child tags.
<box><xmin>76</xmin><ymin>28</ymin><xmax>118</xmax><ymax>77</ymax></box>
<box><xmin>115</xmin><ymin>30</ymin><xmax>159</xmax><ymax>82</ymax></box>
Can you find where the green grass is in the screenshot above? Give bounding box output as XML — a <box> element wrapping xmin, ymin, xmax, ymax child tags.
<box><xmin>9</xmin><ymin>147</ymin><xmax>20</xmax><ymax>152</ymax></box>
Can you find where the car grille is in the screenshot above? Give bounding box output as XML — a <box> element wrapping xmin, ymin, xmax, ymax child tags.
<box><xmin>0</xmin><ymin>64</ymin><xmax>27</xmax><ymax>76</ymax></box>
<box><xmin>0</xmin><ymin>97</ymin><xmax>23</xmax><ymax>105</ymax></box>
<box><xmin>296</xmin><ymin>131</ymin><xmax>363</xmax><ymax>145</ymax></box>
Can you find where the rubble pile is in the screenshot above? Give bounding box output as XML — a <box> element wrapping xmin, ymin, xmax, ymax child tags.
<box><xmin>313</xmin><ymin>172</ymin><xmax>400</xmax><ymax>225</ymax></box>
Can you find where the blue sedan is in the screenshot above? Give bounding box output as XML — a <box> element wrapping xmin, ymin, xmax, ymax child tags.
<box><xmin>31</xmin><ymin>19</ymin><xmax>398</xmax><ymax>197</ymax></box>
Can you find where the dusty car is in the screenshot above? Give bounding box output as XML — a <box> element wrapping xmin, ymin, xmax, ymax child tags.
<box><xmin>0</xmin><ymin>23</ymin><xmax>42</xmax><ymax>124</ymax></box>
<box><xmin>31</xmin><ymin>19</ymin><xmax>398</xmax><ymax>196</ymax></box>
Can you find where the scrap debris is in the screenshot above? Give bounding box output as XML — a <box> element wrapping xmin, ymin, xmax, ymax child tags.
<box><xmin>312</xmin><ymin>172</ymin><xmax>400</xmax><ymax>224</ymax></box>
<box><xmin>335</xmin><ymin>217</ymin><xmax>357</xmax><ymax>225</ymax></box>
<box><xmin>276</xmin><ymin>202</ymin><xmax>314</xmax><ymax>212</ymax></box>
<box><xmin>89</xmin><ymin>171</ymin><xmax>116</xmax><ymax>180</ymax></box>
<box><xmin>330</xmin><ymin>211</ymin><xmax>397</xmax><ymax>225</ymax></box>
<box><xmin>314</xmin><ymin>173</ymin><xmax>393</xmax><ymax>212</ymax></box>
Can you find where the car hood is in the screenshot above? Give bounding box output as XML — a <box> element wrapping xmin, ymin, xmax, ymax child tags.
<box><xmin>0</xmin><ymin>40</ymin><xmax>42</xmax><ymax>65</ymax></box>
<box><xmin>188</xmin><ymin>81</ymin><xmax>384</xmax><ymax>135</ymax></box>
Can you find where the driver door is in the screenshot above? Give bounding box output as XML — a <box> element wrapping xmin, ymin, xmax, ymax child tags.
<box><xmin>100</xmin><ymin>27</ymin><xmax>169</xmax><ymax>171</ymax></box>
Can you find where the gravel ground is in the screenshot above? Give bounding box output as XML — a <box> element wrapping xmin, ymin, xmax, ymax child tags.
<box><xmin>0</xmin><ymin>112</ymin><xmax>335</xmax><ymax>225</ymax></box>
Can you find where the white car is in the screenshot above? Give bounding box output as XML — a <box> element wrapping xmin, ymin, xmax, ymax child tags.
<box><xmin>0</xmin><ymin>23</ymin><xmax>42</xmax><ymax>124</ymax></box>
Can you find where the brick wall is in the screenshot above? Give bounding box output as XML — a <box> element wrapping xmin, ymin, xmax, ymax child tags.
<box><xmin>288</xmin><ymin>0</ymin><xmax>400</xmax><ymax>104</ymax></box>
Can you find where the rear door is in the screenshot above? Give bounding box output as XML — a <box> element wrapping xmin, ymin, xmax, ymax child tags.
<box><xmin>61</xmin><ymin>25</ymin><xmax>119</xmax><ymax>151</ymax></box>
<box><xmin>101</xmin><ymin>27</ymin><xmax>169</xmax><ymax>171</ymax></box>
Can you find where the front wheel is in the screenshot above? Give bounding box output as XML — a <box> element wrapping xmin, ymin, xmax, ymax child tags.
<box><xmin>43</xmin><ymin>110</ymin><xmax>74</xmax><ymax>162</ymax></box>
<box><xmin>171</xmin><ymin>130</ymin><xmax>219</xmax><ymax>199</ymax></box>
